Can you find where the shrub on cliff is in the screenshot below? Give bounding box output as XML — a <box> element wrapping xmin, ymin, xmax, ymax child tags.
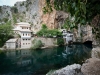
<box><xmin>11</xmin><ymin>6</ymin><xmax>18</xmax><ymax>13</ymax></box>
<box><xmin>37</xmin><ymin>24</ymin><xmax>62</xmax><ymax>37</ymax></box>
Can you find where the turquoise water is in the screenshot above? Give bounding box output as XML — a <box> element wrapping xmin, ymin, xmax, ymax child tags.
<box><xmin>0</xmin><ymin>44</ymin><xmax>92</xmax><ymax>75</ymax></box>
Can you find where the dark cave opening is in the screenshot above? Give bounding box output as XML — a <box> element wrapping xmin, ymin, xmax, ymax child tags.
<box><xmin>83</xmin><ymin>41</ymin><xmax>92</xmax><ymax>48</ymax></box>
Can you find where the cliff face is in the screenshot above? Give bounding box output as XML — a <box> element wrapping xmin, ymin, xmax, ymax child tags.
<box><xmin>73</xmin><ymin>25</ymin><xmax>92</xmax><ymax>43</ymax></box>
<box><xmin>0</xmin><ymin>0</ymin><xmax>41</xmax><ymax>33</ymax></box>
<box><xmin>0</xmin><ymin>6</ymin><xmax>13</xmax><ymax>24</ymax></box>
<box><xmin>39</xmin><ymin>0</ymin><xmax>68</xmax><ymax>29</ymax></box>
<box><xmin>0</xmin><ymin>0</ymin><xmax>69</xmax><ymax>32</ymax></box>
<box><xmin>0</xmin><ymin>0</ymin><xmax>93</xmax><ymax>43</ymax></box>
<box><xmin>14</xmin><ymin>0</ymin><xmax>41</xmax><ymax>33</ymax></box>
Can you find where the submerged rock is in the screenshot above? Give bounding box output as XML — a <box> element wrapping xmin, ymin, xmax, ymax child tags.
<box><xmin>81</xmin><ymin>58</ymin><xmax>100</xmax><ymax>75</ymax></box>
<box><xmin>46</xmin><ymin>64</ymin><xmax>83</xmax><ymax>75</ymax></box>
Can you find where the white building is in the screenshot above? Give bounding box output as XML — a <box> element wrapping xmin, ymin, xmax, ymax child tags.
<box><xmin>13</xmin><ymin>22</ymin><xmax>32</xmax><ymax>49</ymax></box>
<box><xmin>62</xmin><ymin>29</ymin><xmax>73</xmax><ymax>44</ymax></box>
<box><xmin>6</xmin><ymin>38</ymin><xmax>18</xmax><ymax>49</ymax></box>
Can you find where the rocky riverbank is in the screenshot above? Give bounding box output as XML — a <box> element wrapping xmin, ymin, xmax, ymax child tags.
<box><xmin>81</xmin><ymin>47</ymin><xmax>100</xmax><ymax>75</ymax></box>
<box><xmin>46</xmin><ymin>47</ymin><xmax>100</xmax><ymax>75</ymax></box>
<box><xmin>81</xmin><ymin>58</ymin><xmax>100</xmax><ymax>75</ymax></box>
<box><xmin>46</xmin><ymin>64</ymin><xmax>83</xmax><ymax>75</ymax></box>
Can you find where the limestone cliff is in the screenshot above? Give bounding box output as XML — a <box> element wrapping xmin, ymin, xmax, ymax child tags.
<box><xmin>0</xmin><ymin>0</ymin><xmax>93</xmax><ymax>43</ymax></box>
<box><xmin>0</xmin><ymin>6</ymin><xmax>13</xmax><ymax>24</ymax></box>
<box><xmin>73</xmin><ymin>25</ymin><xmax>92</xmax><ymax>43</ymax></box>
<box><xmin>0</xmin><ymin>0</ymin><xmax>41</xmax><ymax>33</ymax></box>
<box><xmin>39</xmin><ymin>0</ymin><xmax>68</xmax><ymax>29</ymax></box>
<box><xmin>0</xmin><ymin>0</ymin><xmax>68</xmax><ymax>33</ymax></box>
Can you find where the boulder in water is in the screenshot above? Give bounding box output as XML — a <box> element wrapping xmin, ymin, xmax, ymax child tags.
<box><xmin>81</xmin><ymin>58</ymin><xmax>100</xmax><ymax>75</ymax></box>
<box><xmin>46</xmin><ymin>64</ymin><xmax>82</xmax><ymax>75</ymax></box>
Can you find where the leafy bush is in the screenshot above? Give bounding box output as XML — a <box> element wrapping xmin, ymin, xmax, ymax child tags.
<box><xmin>3</xmin><ymin>18</ymin><xmax>8</xmax><ymax>22</ymax></box>
<box><xmin>49</xmin><ymin>29</ymin><xmax>62</xmax><ymax>37</ymax></box>
<box><xmin>57</xmin><ymin>38</ymin><xmax>64</xmax><ymax>46</ymax></box>
<box><xmin>37</xmin><ymin>24</ymin><xmax>62</xmax><ymax>37</ymax></box>
<box><xmin>42</xmin><ymin>24</ymin><xmax>48</xmax><ymax>29</ymax></box>
<box><xmin>37</xmin><ymin>29</ymin><xmax>62</xmax><ymax>37</ymax></box>
<box><xmin>0</xmin><ymin>23</ymin><xmax>13</xmax><ymax>47</ymax></box>
<box><xmin>31</xmin><ymin>39</ymin><xmax>43</xmax><ymax>50</ymax></box>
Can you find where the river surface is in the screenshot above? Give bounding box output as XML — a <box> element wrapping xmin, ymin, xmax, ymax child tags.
<box><xmin>0</xmin><ymin>44</ymin><xmax>92</xmax><ymax>75</ymax></box>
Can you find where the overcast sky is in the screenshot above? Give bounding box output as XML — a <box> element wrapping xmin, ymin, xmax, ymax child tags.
<box><xmin>0</xmin><ymin>0</ymin><xmax>26</xmax><ymax>6</ymax></box>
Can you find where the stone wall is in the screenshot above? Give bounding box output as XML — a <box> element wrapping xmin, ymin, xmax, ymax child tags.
<box><xmin>34</xmin><ymin>37</ymin><xmax>57</xmax><ymax>47</ymax></box>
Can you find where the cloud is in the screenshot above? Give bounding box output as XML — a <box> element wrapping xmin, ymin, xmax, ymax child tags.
<box><xmin>0</xmin><ymin>0</ymin><xmax>26</xmax><ymax>6</ymax></box>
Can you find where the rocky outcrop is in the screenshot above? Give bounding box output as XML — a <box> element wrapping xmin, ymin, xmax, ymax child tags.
<box><xmin>81</xmin><ymin>47</ymin><xmax>100</xmax><ymax>75</ymax></box>
<box><xmin>91</xmin><ymin>47</ymin><xmax>100</xmax><ymax>58</ymax></box>
<box><xmin>0</xmin><ymin>0</ymin><xmax>42</xmax><ymax>33</ymax></box>
<box><xmin>14</xmin><ymin>0</ymin><xmax>41</xmax><ymax>33</ymax></box>
<box><xmin>0</xmin><ymin>6</ymin><xmax>13</xmax><ymax>24</ymax></box>
<box><xmin>39</xmin><ymin>0</ymin><xmax>68</xmax><ymax>29</ymax></box>
<box><xmin>81</xmin><ymin>25</ymin><xmax>92</xmax><ymax>43</ymax></box>
<box><xmin>81</xmin><ymin>58</ymin><xmax>100</xmax><ymax>75</ymax></box>
<box><xmin>73</xmin><ymin>25</ymin><xmax>93</xmax><ymax>43</ymax></box>
<box><xmin>46</xmin><ymin>64</ymin><xmax>82</xmax><ymax>75</ymax></box>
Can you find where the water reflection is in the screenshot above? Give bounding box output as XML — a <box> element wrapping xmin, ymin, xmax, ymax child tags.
<box><xmin>0</xmin><ymin>44</ymin><xmax>92</xmax><ymax>75</ymax></box>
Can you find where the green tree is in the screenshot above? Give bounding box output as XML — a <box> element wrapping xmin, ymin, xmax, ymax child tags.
<box><xmin>0</xmin><ymin>24</ymin><xmax>13</xmax><ymax>47</ymax></box>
